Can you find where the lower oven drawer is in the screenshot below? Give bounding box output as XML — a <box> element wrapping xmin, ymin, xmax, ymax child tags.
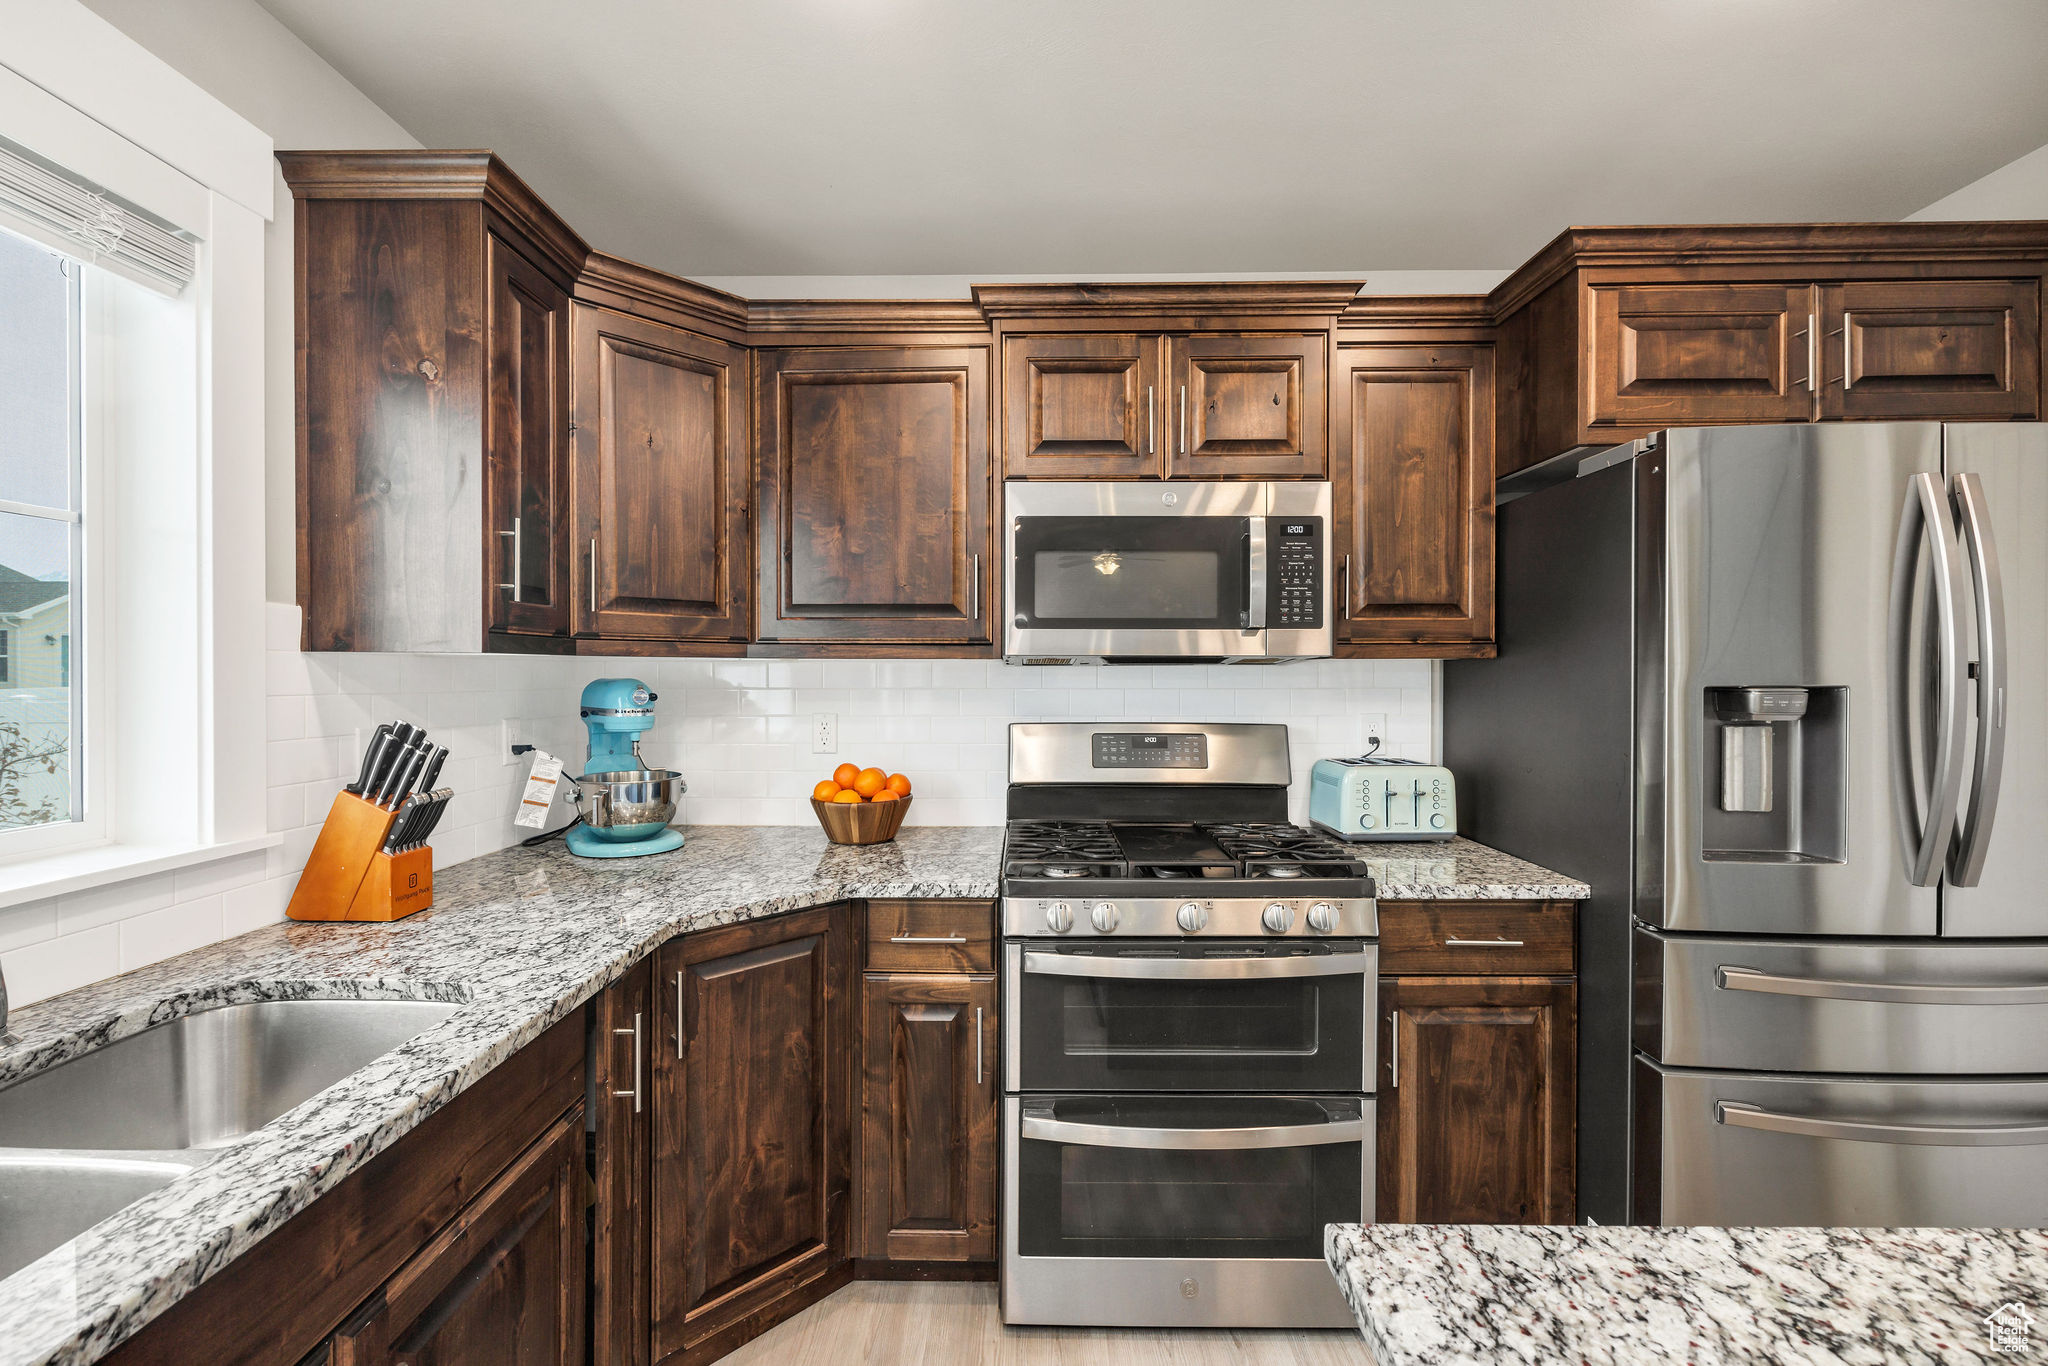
<box><xmin>1001</xmin><ymin>1093</ymin><xmax>1367</xmax><ymax>1328</ymax></box>
<box><xmin>1639</xmin><ymin>929</ymin><xmax>2048</xmax><ymax>1073</ymax></box>
<box><xmin>1003</xmin><ymin>939</ymin><xmax>1374</xmax><ymax>1093</ymax></box>
<box><xmin>1638</xmin><ymin>1059</ymin><xmax>2048</xmax><ymax>1227</ymax></box>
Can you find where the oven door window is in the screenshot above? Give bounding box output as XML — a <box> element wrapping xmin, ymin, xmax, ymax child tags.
<box><xmin>1016</xmin><ymin>1095</ymin><xmax>1366</xmax><ymax>1260</ymax></box>
<box><xmin>1012</xmin><ymin>516</ymin><xmax>1248</xmax><ymax>631</ymax></box>
<box><xmin>1012</xmin><ymin>941</ymin><xmax>1368</xmax><ymax>1093</ymax></box>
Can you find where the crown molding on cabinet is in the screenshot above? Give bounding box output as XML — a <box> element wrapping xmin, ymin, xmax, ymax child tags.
<box><xmin>971</xmin><ymin>279</ymin><xmax>1366</xmax><ymax>320</ymax></box>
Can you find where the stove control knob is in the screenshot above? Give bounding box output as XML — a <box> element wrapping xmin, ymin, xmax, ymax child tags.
<box><xmin>1045</xmin><ymin>901</ymin><xmax>1074</xmax><ymax>933</ymax></box>
<box><xmin>1262</xmin><ymin>902</ymin><xmax>1296</xmax><ymax>934</ymax></box>
<box><xmin>1090</xmin><ymin>901</ymin><xmax>1121</xmax><ymax>933</ymax></box>
<box><xmin>1306</xmin><ymin>902</ymin><xmax>1340</xmax><ymax>934</ymax></box>
<box><xmin>1176</xmin><ymin>901</ymin><xmax>1209</xmax><ymax>933</ymax></box>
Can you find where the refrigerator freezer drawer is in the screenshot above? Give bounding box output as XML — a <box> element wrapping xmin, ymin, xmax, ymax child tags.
<box><xmin>1639</xmin><ymin>930</ymin><xmax>2048</xmax><ymax>1074</ymax></box>
<box><xmin>1638</xmin><ymin>1061</ymin><xmax>2048</xmax><ymax>1227</ymax></box>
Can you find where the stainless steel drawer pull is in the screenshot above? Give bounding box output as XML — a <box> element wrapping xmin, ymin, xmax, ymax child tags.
<box><xmin>1023</xmin><ymin>949</ymin><xmax>1370</xmax><ymax>981</ymax></box>
<box><xmin>1021</xmin><ymin>1114</ymin><xmax>1367</xmax><ymax>1151</ymax></box>
<box><xmin>975</xmin><ymin>1006</ymin><xmax>984</xmax><ymax>1086</ymax></box>
<box><xmin>890</xmin><ymin>935</ymin><xmax>967</xmax><ymax>945</ymax></box>
<box><xmin>1716</xmin><ymin>1100</ymin><xmax>2048</xmax><ymax>1147</ymax></box>
<box><xmin>610</xmin><ymin>1012</ymin><xmax>642</xmax><ymax>1113</ymax></box>
<box><xmin>1445</xmin><ymin>937</ymin><xmax>1525</xmax><ymax>948</ymax></box>
<box><xmin>1716</xmin><ymin>966</ymin><xmax>2048</xmax><ymax>1006</ymax></box>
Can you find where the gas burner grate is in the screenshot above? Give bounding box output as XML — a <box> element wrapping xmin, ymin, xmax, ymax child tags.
<box><xmin>1205</xmin><ymin>823</ymin><xmax>1372</xmax><ymax>879</ymax></box>
<box><xmin>1004</xmin><ymin>820</ymin><xmax>1125</xmax><ymax>879</ymax></box>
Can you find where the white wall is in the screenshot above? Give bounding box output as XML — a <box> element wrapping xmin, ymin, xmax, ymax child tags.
<box><xmin>1910</xmin><ymin>139</ymin><xmax>2048</xmax><ymax>220</ymax></box>
<box><xmin>78</xmin><ymin>0</ymin><xmax>422</xmax><ymax>605</ymax></box>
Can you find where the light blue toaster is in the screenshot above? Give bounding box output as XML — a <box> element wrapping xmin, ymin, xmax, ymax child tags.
<box><xmin>1309</xmin><ymin>756</ymin><xmax>1457</xmax><ymax>842</ymax></box>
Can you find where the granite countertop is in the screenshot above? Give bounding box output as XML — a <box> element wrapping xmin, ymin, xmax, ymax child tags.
<box><xmin>0</xmin><ymin>823</ymin><xmax>1583</xmax><ymax>1365</ymax></box>
<box><xmin>1327</xmin><ymin>1223</ymin><xmax>2048</xmax><ymax>1365</ymax></box>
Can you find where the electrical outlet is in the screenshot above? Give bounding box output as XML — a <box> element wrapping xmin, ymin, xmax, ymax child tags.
<box><xmin>812</xmin><ymin>713</ymin><xmax>838</xmax><ymax>755</ymax></box>
<box><xmin>1361</xmin><ymin>714</ymin><xmax>1388</xmax><ymax>751</ymax></box>
<box><xmin>500</xmin><ymin>718</ymin><xmax>528</xmax><ymax>765</ymax></box>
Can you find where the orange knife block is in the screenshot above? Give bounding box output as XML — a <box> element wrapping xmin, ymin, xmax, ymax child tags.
<box><xmin>286</xmin><ymin>790</ymin><xmax>435</xmax><ymax>922</ymax></box>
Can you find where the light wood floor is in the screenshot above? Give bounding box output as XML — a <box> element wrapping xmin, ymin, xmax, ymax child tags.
<box><xmin>719</xmin><ymin>1281</ymin><xmax>1375</xmax><ymax>1366</ymax></box>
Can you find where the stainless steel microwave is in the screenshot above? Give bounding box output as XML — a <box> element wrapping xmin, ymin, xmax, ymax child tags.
<box><xmin>1003</xmin><ymin>481</ymin><xmax>1332</xmax><ymax>663</ymax></box>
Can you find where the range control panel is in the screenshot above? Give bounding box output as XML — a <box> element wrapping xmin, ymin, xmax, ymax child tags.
<box><xmin>1091</xmin><ymin>732</ymin><xmax>1209</xmax><ymax>769</ymax></box>
<box><xmin>1268</xmin><ymin>517</ymin><xmax>1324</xmax><ymax>629</ymax></box>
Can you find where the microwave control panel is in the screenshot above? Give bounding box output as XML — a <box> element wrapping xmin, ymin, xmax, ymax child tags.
<box><xmin>1268</xmin><ymin>517</ymin><xmax>1324</xmax><ymax>629</ymax></box>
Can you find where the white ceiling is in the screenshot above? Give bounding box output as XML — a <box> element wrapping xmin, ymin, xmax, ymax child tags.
<box><xmin>254</xmin><ymin>0</ymin><xmax>2048</xmax><ymax>281</ymax></box>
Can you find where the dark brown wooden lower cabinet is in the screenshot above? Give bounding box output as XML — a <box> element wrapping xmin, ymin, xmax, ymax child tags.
<box><xmin>592</xmin><ymin>959</ymin><xmax>652</xmax><ymax>1366</ymax></box>
<box><xmin>1377</xmin><ymin>975</ymin><xmax>1576</xmax><ymax>1225</ymax></box>
<box><xmin>858</xmin><ymin>974</ymin><xmax>997</xmax><ymax>1263</ymax></box>
<box><xmin>329</xmin><ymin>1106</ymin><xmax>587</xmax><ymax>1365</ymax></box>
<box><xmin>651</xmin><ymin>906</ymin><xmax>857</xmax><ymax>1365</ymax></box>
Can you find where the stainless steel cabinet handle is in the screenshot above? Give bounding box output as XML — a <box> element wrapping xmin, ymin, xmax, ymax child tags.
<box><xmin>1445</xmin><ymin>937</ymin><xmax>1525</xmax><ymax>948</ymax></box>
<box><xmin>1716</xmin><ymin>965</ymin><xmax>2048</xmax><ymax>1006</ymax></box>
<box><xmin>1716</xmin><ymin>1100</ymin><xmax>2048</xmax><ymax>1147</ymax></box>
<box><xmin>1146</xmin><ymin>385</ymin><xmax>1155</xmax><ymax>454</ymax></box>
<box><xmin>497</xmin><ymin>517</ymin><xmax>521</xmax><ymax>600</ymax></box>
<box><xmin>1389</xmin><ymin>1009</ymin><xmax>1399</xmax><ymax>1089</ymax></box>
<box><xmin>1340</xmin><ymin>554</ymin><xmax>1351</xmax><ymax>621</ymax></box>
<box><xmin>610</xmin><ymin>1011</ymin><xmax>642</xmax><ymax>1112</ymax></box>
<box><xmin>1949</xmin><ymin>472</ymin><xmax>2007</xmax><ymax>886</ymax></box>
<box><xmin>1791</xmin><ymin>316</ymin><xmax>1815</xmax><ymax>392</ymax></box>
<box><xmin>1887</xmin><ymin>472</ymin><xmax>1968</xmax><ymax>886</ymax></box>
<box><xmin>890</xmin><ymin>935</ymin><xmax>967</xmax><ymax>945</ymax></box>
<box><xmin>970</xmin><ymin>553</ymin><xmax>980</xmax><ymax>622</ymax></box>
<box><xmin>1022</xmin><ymin>949</ymin><xmax>1369</xmax><ymax>981</ymax></box>
<box><xmin>1179</xmin><ymin>384</ymin><xmax>1188</xmax><ymax>456</ymax></box>
<box><xmin>1841</xmin><ymin>311</ymin><xmax>1854</xmax><ymax>389</ymax></box>
<box><xmin>1020</xmin><ymin>1113</ymin><xmax>1367</xmax><ymax>1151</ymax></box>
<box><xmin>975</xmin><ymin>1006</ymin><xmax>984</xmax><ymax>1086</ymax></box>
<box><xmin>675</xmin><ymin>971</ymin><xmax>685</xmax><ymax>1060</ymax></box>
<box><xmin>588</xmin><ymin>537</ymin><xmax>598</xmax><ymax>614</ymax></box>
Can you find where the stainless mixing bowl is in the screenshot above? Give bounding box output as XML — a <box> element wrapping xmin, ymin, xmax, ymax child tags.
<box><xmin>569</xmin><ymin>769</ymin><xmax>685</xmax><ymax>843</ymax></box>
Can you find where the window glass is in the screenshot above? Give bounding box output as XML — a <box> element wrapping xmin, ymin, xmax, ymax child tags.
<box><xmin>0</xmin><ymin>229</ymin><xmax>81</xmax><ymax>835</ymax></box>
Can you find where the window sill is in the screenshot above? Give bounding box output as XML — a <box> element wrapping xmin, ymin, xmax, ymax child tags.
<box><xmin>0</xmin><ymin>834</ymin><xmax>284</xmax><ymax>910</ymax></box>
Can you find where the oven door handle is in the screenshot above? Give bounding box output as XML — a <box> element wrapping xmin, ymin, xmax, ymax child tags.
<box><xmin>1020</xmin><ymin>949</ymin><xmax>1370</xmax><ymax>981</ymax></box>
<box><xmin>1020</xmin><ymin>1113</ymin><xmax>1367</xmax><ymax>1151</ymax></box>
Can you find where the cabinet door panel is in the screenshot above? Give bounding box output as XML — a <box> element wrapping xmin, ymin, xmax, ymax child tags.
<box><xmin>1588</xmin><ymin>282</ymin><xmax>1815</xmax><ymax>428</ymax></box>
<box><xmin>1333</xmin><ymin>345</ymin><xmax>1494</xmax><ymax>647</ymax></box>
<box><xmin>571</xmin><ymin>306</ymin><xmax>749</xmax><ymax>641</ymax></box>
<box><xmin>487</xmin><ymin>235</ymin><xmax>571</xmax><ymax>637</ymax></box>
<box><xmin>1002</xmin><ymin>334</ymin><xmax>1161</xmax><ymax>478</ymax></box>
<box><xmin>1820</xmin><ymin>279</ymin><xmax>2041</xmax><ymax>420</ymax></box>
<box><xmin>652</xmin><ymin>907</ymin><xmax>855</xmax><ymax>1363</ymax></box>
<box><xmin>859</xmin><ymin>975</ymin><xmax>997</xmax><ymax>1262</ymax></box>
<box><xmin>1170</xmin><ymin>334</ymin><xmax>1326</xmax><ymax>478</ymax></box>
<box><xmin>757</xmin><ymin>348</ymin><xmax>991</xmax><ymax>644</ymax></box>
<box><xmin>590</xmin><ymin>961</ymin><xmax>650</xmax><ymax>1366</ymax></box>
<box><xmin>1377</xmin><ymin>976</ymin><xmax>1575</xmax><ymax>1225</ymax></box>
<box><xmin>330</xmin><ymin>1107</ymin><xmax>586</xmax><ymax>1366</ymax></box>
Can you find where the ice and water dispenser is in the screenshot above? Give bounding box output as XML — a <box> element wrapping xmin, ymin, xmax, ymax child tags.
<box><xmin>1703</xmin><ymin>685</ymin><xmax>1847</xmax><ymax>863</ymax></box>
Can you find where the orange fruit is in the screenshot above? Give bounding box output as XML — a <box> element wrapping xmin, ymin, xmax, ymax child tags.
<box><xmin>831</xmin><ymin>789</ymin><xmax>864</xmax><ymax>804</ymax></box>
<box><xmin>812</xmin><ymin>780</ymin><xmax>842</xmax><ymax>801</ymax></box>
<box><xmin>832</xmin><ymin>762</ymin><xmax>860</xmax><ymax>788</ymax></box>
<box><xmin>870</xmin><ymin>789</ymin><xmax>900</xmax><ymax>803</ymax></box>
<box><xmin>853</xmin><ymin>767</ymin><xmax>887</xmax><ymax>798</ymax></box>
<box><xmin>885</xmin><ymin>773</ymin><xmax>912</xmax><ymax>797</ymax></box>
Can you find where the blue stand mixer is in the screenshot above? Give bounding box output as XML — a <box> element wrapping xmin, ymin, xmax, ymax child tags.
<box><xmin>563</xmin><ymin>678</ymin><xmax>686</xmax><ymax>858</ymax></box>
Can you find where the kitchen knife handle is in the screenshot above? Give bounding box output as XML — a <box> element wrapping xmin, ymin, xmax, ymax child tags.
<box><xmin>417</xmin><ymin>746</ymin><xmax>449</xmax><ymax>797</ymax></box>
<box><xmin>348</xmin><ymin>725</ymin><xmax>393</xmax><ymax>795</ymax></box>
<box><xmin>381</xmin><ymin>739</ymin><xmax>428</xmax><ymax>808</ymax></box>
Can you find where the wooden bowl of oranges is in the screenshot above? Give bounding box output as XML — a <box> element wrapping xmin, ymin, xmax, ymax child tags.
<box><xmin>810</xmin><ymin>764</ymin><xmax>913</xmax><ymax>845</ymax></box>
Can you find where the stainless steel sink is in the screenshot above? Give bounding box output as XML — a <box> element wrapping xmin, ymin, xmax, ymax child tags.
<box><xmin>0</xmin><ymin>999</ymin><xmax>461</xmax><ymax>1151</ymax></box>
<box><xmin>0</xmin><ymin>1151</ymin><xmax>205</xmax><ymax>1281</ymax></box>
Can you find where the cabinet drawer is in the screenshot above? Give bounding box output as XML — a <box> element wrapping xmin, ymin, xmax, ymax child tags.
<box><xmin>1378</xmin><ymin>900</ymin><xmax>1574</xmax><ymax>975</ymax></box>
<box><xmin>866</xmin><ymin>899</ymin><xmax>995</xmax><ymax>972</ymax></box>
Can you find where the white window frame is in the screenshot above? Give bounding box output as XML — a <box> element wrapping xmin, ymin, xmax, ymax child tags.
<box><xmin>0</xmin><ymin>5</ymin><xmax>278</xmax><ymax>903</ymax></box>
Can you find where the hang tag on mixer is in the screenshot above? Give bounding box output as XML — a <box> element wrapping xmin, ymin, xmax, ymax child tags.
<box><xmin>514</xmin><ymin>751</ymin><xmax>564</xmax><ymax>829</ymax></box>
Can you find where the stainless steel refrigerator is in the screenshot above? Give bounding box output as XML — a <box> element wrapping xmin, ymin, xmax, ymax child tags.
<box><xmin>1445</xmin><ymin>422</ymin><xmax>2048</xmax><ymax>1227</ymax></box>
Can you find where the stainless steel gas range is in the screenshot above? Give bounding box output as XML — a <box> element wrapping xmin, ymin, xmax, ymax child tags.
<box><xmin>997</xmin><ymin>722</ymin><xmax>1377</xmax><ymax>1329</ymax></box>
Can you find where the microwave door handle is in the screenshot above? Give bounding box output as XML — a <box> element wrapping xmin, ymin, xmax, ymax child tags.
<box><xmin>1020</xmin><ymin>1113</ymin><xmax>1368</xmax><ymax>1151</ymax></box>
<box><xmin>1716</xmin><ymin>1101</ymin><xmax>2048</xmax><ymax>1147</ymax></box>
<box><xmin>1949</xmin><ymin>471</ymin><xmax>2006</xmax><ymax>886</ymax></box>
<box><xmin>1020</xmin><ymin>949</ymin><xmax>1369</xmax><ymax>980</ymax></box>
<box><xmin>1244</xmin><ymin>518</ymin><xmax>1267</xmax><ymax>631</ymax></box>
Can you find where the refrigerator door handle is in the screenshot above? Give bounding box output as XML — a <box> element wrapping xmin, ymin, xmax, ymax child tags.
<box><xmin>1886</xmin><ymin>472</ymin><xmax>1969</xmax><ymax>887</ymax></box>
<box><xmin>1949</xmin><ymin>472</ymin><xmax>2007</xmax><ymax>887</ymax></box>
<box><xmin>1716</xmin><ymin>964</ymin><xmax>2048</xmax><ymax>1006</ymax></box>
<box><xmin>1716</xmin><ymin>1100</ymin><xmax>2048</xmax><ymax>1147</ymax></box>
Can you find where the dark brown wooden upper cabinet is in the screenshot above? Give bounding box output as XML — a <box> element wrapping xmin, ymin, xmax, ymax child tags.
<box><xmin>1001</xmin><ymin>334</ymin><xmax>1163</xmax><ymax>478</ymax></box>
<box><xmin>755</xmin><ymin>346</ymin><xmax>992</xmax><ymax>647</ymax></box>
<box><xmin>282</xmin><ymin>151</ymin><xmax>587</xmax><ymax>652</ymax></box>
<box><xmin>1332</xmin><ymin>344</ymin><xmax>1495</xmax><ymax>656</ymax></box>
<box><xmin>1586</xmin><ymin>281</ymin><xmax>1817</xmax><ymax>430</ymax></box>
<box><xmin>487</xmin><ymin>235</ymin><xmax>574</xmax><ymax>639</ymax></box>
<box><xmin>1168</xmin><ymin>334</ymin><xmax>1327</xmax><ymax>478</ymax></box>
<box><xmin>1819</xmin><ymin>278</ymin><xmax>2041</xmax><ymax>420</ymax></box>
<box><xmin>570</xmin><ymin>303</ymin><xmax>751</xmax><ymax>643</ymax></box>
